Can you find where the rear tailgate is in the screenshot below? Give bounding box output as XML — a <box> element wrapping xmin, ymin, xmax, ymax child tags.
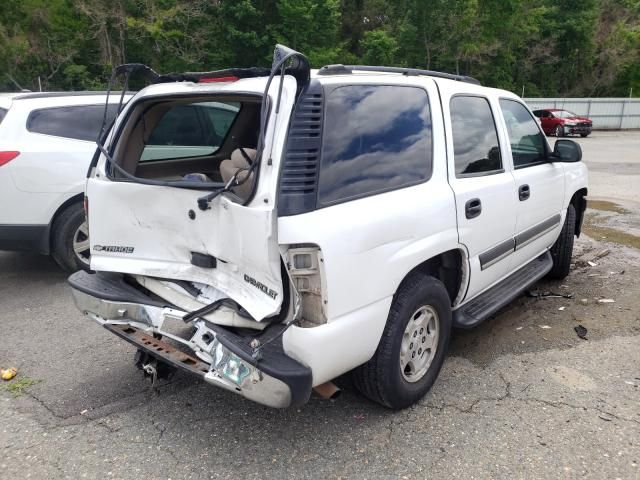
<box><xmin>88</xmin><ymin>79</ymin><xmax>297</xmax><ymax>321</ymax></box>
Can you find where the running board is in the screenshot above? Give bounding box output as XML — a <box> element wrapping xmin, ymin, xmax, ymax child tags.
<box><xmin>453</xmin><ymin>251</ymin><xmax>553</xmax><ymax>329</ymax></box>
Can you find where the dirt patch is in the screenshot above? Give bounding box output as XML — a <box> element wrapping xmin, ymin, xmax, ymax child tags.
<box><xmin>583</xmin><ymin>214</ymin><xmax>640</xmax><ymax>249</ymax></box>
<box><xmin>588</xmin><ymin>200</ymin><xmax>630</xmax><ymax>214</ymax></box>
<box><xmin>548</xmin><ymin>365</ymin><xmax>597</xmax><ymax>391</ymax></box>
<box><xmin>450</xmin><ymin>235</ymin><xmax>640</xmax><ymax>366</ymax></box>
<box><xmin>578</xmin><ymin>199</ymin><xmax>640</xmax><ymax>249</ymax></box>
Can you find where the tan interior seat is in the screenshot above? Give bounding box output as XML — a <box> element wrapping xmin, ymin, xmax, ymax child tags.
<box><xmin>220</xmin><ymin>148</ymin><xmax>257</xmax><ymax>200</ymax></box>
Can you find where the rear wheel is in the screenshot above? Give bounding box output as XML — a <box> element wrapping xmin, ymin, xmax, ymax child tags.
<box><xmin>51</xmin><ymin>202</ymin><xmax>91</xmax><ymax>272</ymax></box>
<box><xmin>547</xmin><ymin>204</ymin><xmax>576</xmax><ymax>280</ymax></box>
<box><xmin>353</xmin><ymin>273</ymin><xmax>451</xmax><ymax>409</ymax></box>
<box><xmin>555</xmin><ymin>125</ymin><xmax>565</xmax><ymax>137</ymax></box>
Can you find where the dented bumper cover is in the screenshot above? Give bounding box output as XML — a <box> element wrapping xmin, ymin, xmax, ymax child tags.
<box><xmin>68</xmin><ymin>271</ymin><xmax>312</xmax><ymax>408</ymax></box>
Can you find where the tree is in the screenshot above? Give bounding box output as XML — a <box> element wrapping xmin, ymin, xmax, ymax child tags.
<box><xmin>0</xmin><ymin>0</ymin><xmax>638</xmax><ymax>96</ymax></box>
<box><xmin>360</xmin><ymin>29</ymin><xmax>397</xmax><ymax>65</ymax></box>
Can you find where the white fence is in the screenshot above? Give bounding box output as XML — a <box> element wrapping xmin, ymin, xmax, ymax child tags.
<box><xmin>524</xmin><ymin>98</ymin><xmax>640</xmax><ymax>130</ymax></box>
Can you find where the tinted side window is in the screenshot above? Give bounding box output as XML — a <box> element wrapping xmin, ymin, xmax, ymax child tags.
<box><xmin>0</xmin><ymin>108</ymin><xmax>7</xmax><ymax>124</ymax></box>
<box><xmin>27</xmin><ymin>104</ymin><xmax>118</xmax><ymax>141</ymax></box>
<box><xmin>450</xmin><ymin>96</ymin><xmax>502</xmax><ymax>176</ymax></box>
<box><xmin>202</xmin><ymin>105</ymin><xmax>238</xmax><ymax>143</ymax></box>
<box><xmin>499</xmin><ymin>99</ymin><xmax>547</xmax><ymax>168</ymax></box>
<box><xmin>318</xmin><ymin>85</ymin><xmax>432</xmax><ymax>204</ymax></box>
<box><xmin>142</xmin><ymin>101</ymin><xmax>239</xmax><ymax>162</ymax></box>
<box><xmin>147</xmin><ymin>105</ymin><xmax>208</xmax><ymax>146</ymax></box>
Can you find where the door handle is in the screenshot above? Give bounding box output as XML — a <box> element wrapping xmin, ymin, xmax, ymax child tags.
<box><xmin>465</xmin><ymin>198</ymin><xmax>482</xmax><ymax>219</ymax></box>
<box><xmin>519</xmin><ymin>184</ymin><xmax>530</xmax><ymax>201</ymax></box>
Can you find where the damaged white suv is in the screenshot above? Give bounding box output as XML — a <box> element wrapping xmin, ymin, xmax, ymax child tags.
<box><xmin>69</xmin><ymin>46</ymin><xmax>588</xmax><ymax>409</ymax></box>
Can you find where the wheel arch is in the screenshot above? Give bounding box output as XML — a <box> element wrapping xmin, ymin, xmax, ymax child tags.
<box><xmin>47</xmin><ymin>193</ymin><xmax>84</xmax><ymax>252</ymax></box>
<box><xmin>396</xmin><ymin>248</ymin><xmax>467</xmax><ymax>308</ymax></box>
<box><xmin>569</xmin><ymin>188</ymin><xmax>588</xmax><ymax>237</ymax></box>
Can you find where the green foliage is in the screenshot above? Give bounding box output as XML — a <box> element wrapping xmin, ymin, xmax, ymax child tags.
<box><xmin>4</xmin><ymin>376</ymin><xmax>41</xmax><ymax>397</ymax></box>
<box><xmin>361</xmin><ymin>29</ymin><xmax>397</xmax><ymax>65</ymax></box>
<box><xmin>0</xmin><ymin>0</ymin><xmax>638</xmax><ymax>96</ymax></box>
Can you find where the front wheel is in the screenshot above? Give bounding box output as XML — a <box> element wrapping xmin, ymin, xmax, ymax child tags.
<box><xmin>580</xmin><ymin>133</ymin><xmax>589</xmax><ymax>138</ymax></box>
<box><xmin>555</xmin><ymin>125</ymin><xmax>565</xmax><ymax>137</ymax></box>
<box><xmin>353</xmin><ymin>274</ymin><xmax>451</xmax><ymax>409</ymax></box>
<box><xmin>547</xmin><ymin>204</ymin><xmax>576</xmax><ymax>280</ymax></box>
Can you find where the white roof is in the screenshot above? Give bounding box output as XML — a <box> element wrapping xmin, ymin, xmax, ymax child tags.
<box><xmin>0</xmin><ymin>93</ymin><xmax>19</xmax><ymax>109</ymax></box>
<box><xmin>0</xmin><ymin>91</ymin><xmax>133</xmax><ymax>111</ymax></box>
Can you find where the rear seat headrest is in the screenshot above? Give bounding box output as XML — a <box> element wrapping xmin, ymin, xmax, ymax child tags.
<box><xmin>230</xmin><ymin>148</ymin><xmax>257</xmax><ymax>167</ymax></box>
<box><xmin>220</xmin><ymin>148</ymin><xmax>258</xmax><ymax>201</ymax></box>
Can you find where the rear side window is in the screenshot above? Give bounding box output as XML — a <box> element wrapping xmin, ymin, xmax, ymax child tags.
<box><xmin>141</xmin><ymin>101</ymin><xmax>240</xmax><ymax>162</ymax></box>
<box><xmin>450</xmin><ymin>96</ymin><xmax>502</xmax><ymax>177</ymax></box>
<box><xmin>318</xmin><ymin>85</ymin><xmax>432</xmax><ymax>204</ymax></box>
<box><xmin>499</xmin><ymin>99</ymin><xmax>547</xmax><ymax>168</ymax></box>
<box><xmin>27</xmin><ymin>104</ymin><xmax>118</xmax><ymax>142</ymax></box>
<box><xmin>0</xmin><ymin>108</ymin><xmax>7</xmax><ymax>124</ymax></box>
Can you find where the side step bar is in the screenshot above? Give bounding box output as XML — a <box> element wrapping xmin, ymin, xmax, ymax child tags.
<box><xmin>453</xmin><ymin>251</ymin><xmax>553</xmax><ymax>329</ymax></box>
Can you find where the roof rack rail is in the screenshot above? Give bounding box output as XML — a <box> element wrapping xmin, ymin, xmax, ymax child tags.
<box><xmin>12</xmin><ymin>91</ymin><xmax>135</xmax><ymax>100</ymax></box>
<box><xmin>317</xmin><ymin>64</ymin><xmax>480</xmax><ymax>85</ymax></box>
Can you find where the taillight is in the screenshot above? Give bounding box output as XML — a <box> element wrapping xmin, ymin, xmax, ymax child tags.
<box><xmin>198</xmin><ymin>76</ymin><xmax>238</xmax><ymax>83</ymax></box>
<box><xmin>0</xmin><ymin>151</ymin><xmax>19</xmax><ymax>167</ymax></box>
<box><xmin>286</xmin><ymin>245</ymin><xmax>327</xmax><ymax>326</ymax></box>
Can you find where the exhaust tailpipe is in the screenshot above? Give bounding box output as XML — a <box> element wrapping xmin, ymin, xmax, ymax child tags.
<box><xmin>313</xmin><ymin>381</ymin><xmax>341</xmax><ymax>400</ymax></box>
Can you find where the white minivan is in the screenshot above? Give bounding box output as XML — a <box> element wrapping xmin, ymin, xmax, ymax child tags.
<box><xmin>0</xmin><ymin>92</ymin><xmax>131</xmax><ymax>271</ymax></box>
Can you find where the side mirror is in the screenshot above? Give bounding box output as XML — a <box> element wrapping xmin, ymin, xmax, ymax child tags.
<box><xmin>552</xmin><ymin>139</ymin><xmax>582</xmax><ymax>163</ymax></box>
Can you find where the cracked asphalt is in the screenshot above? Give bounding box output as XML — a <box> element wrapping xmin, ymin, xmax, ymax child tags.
<box><xmin>1</xmin><ymin>131</ymin><xmax>639</xmax><ymax>479</ymax></box>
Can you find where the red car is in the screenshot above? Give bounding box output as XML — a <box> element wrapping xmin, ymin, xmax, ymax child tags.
<box><xmin>532</xmin><ymin>109</ymin><xmax>593</xmax><ymax>137</ymax></box>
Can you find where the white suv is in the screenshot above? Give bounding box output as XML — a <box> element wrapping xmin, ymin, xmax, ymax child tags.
<box><xmin>69</xmin><ymin>47</ymin><xmax>588</xmax><ymax>409</ymax></box>
<box><xmin>0</xmin><ymin>92</ymin><xmax>130</xmax><ymax>271</ymax></box>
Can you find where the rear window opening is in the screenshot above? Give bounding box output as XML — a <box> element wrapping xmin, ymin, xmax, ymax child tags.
<box><xmin>141</xmin><ymin>101</ymin><xmax>240</xmax><ymax>162</ymax></box>
<box><xmin>111</xmin><ymin>95</ymin><xmax>262</xmax><ymax>186</ymax></box>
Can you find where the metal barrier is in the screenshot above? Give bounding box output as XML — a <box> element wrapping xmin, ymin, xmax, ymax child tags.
<box><xmin>524</xmin><ymin>98</ymin><xmax>640</xmax><ymax>130</ymax></box>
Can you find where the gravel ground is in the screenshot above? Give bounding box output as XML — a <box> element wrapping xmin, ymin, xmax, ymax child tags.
<box><xmin>1</xmin><ymin>131</ymin><xmax>639</xmax><ymax>479</ymax></box>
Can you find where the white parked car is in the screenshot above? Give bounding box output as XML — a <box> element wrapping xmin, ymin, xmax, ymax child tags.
<box><xmin>69</xmin><ymin>46</ymin><xmax>588</xmax><ymax>409</ymax></box>
<box><xmin>0</xmin><ymin>92</ymin><xmax>131</xmax><ymax>271</ymax></box>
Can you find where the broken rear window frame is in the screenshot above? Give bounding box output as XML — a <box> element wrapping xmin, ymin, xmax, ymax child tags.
<box><xmin>101</xmin><ymin>91</ymin><xmax>270</xmax><ymax>192</ymax></box>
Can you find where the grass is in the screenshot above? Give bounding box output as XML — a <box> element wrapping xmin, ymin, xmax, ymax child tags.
<box><xmin>4</xmin><ymin>376</ymin><xmax>41</xmax><ymax>397</ymax></box>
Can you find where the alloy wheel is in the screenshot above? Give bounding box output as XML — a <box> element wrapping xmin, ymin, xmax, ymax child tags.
<box><xmin>400</xmin><ymin>305</ymin><xmax>440</xmax><ymax>383</ymax></box>
<box><xmin>73</xmin><ymin>220</ymin><xmax>91</xmax><ymax>267</ymax></box>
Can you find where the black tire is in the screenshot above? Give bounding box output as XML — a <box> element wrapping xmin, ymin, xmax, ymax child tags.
<box><xmin>547</xmin><ymin>204</ymin><xmax>576</xmax><ymax>280</ymax></box>
<box><xmin>580</xmin><ymin>133</ymin><xmax>589</xmax><ymax>138</ymax></box>
<box><xmin>555</xmin><ymin>125</ymin><xmax>565</xmax><ymax>137</ymax></box>
<box><xmin>51</xmin><ymin>202</ymin><xmax>91</xmax><ymax>272</ymax></box>
<box><xmin>353</xmin><ymin>274</ymin><xmax>452</xmax><ymax>409</ymax></box>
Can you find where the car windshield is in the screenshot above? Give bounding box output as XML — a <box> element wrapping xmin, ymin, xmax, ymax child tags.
<box><xmin>554</xmin><ymin>110</ymin><xmax>579</xmax><ymax>118</ymax></box>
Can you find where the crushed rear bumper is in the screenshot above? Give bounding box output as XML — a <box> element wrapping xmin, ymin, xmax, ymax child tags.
<box><xmin>68</xmin><ymin>271</ymin><xmax>312</xmax><ymax>408</ymax></box>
